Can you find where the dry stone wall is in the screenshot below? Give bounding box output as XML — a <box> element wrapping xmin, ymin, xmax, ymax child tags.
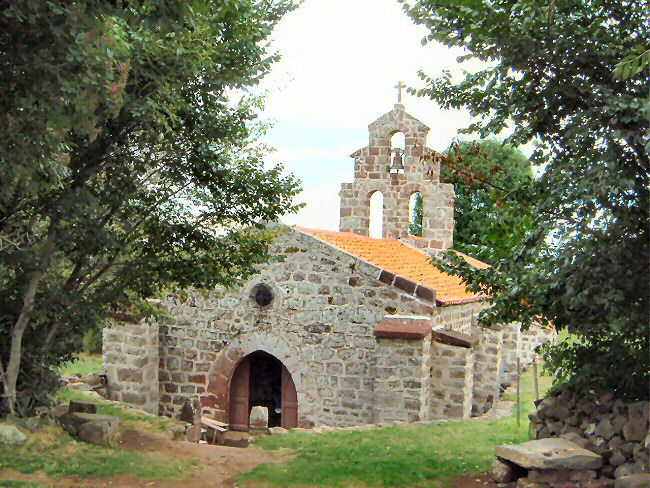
<box><xmin>103</xmin><ymin>319</ymin><xmax>159</xmax><ymax>414</ymax></box>
<box><xmin>529</xmin><ymin>389</ymin><xmax>649</xmax><ymax>481</ymax></box>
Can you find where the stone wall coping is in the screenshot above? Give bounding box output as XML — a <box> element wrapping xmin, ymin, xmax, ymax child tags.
<box><xmin>294</xmin><ymin>228</ymin><xmax>437</xmax><ymax>307</ymax></box>
<box><xmin>108</xmin><ymin>312</ymin><xmax>145</xmax><ymax>324</ymax></box>
<box><xmin>373</xmin><ymin>316</ymin><xmax>433</xmax><ymax>340</ymax></box>
<box><xmin>432</xmin><ymin>328</ymin><xmax>478</xmax><ymax>348</ymax></box>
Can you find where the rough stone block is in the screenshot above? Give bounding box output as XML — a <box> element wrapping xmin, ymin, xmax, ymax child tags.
<box><xmin>122</xmin><ymin>392</ymin><xmax>147</xmax><ymax>405</ymax></box>
<box><xmin>0</xmin><ymin>423</ymin><xmax>28</xmax><ymax>446</ymax></box>
<box><xmin>77</xmin><ymin>419</ymin><xmax>119</xmax><ymax>446</ymax></box>
<box><xmin>117</xmin><ymin>367</ymin><xmax>142</xmax><ymax>383</ymax></box>
<box><xmin>68</xmin><ymin>401</ymin><xmax>98</xmax><ymax>414</ymax></box>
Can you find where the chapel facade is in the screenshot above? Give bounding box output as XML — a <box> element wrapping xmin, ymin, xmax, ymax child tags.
<box><xmin>103</xmin><ymin>103</ymin><xmax>555</xmax><ymax>429</ymax></box>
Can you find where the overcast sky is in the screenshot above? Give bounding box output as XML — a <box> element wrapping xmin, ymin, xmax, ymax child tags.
<box><xmin>257</xmin><ymin>0</ymin><xmax>478</xmax><ymax>231</ymax></box>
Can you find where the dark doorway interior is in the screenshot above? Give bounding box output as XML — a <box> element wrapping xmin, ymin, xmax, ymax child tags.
<box><xmin>248</xmin><ymin>350</ymin><xmax>282</xmax><ymax>427</ymax></box>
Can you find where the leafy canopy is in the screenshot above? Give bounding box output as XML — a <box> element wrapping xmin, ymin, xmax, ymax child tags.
<box><xmin>0</xmin><ymin>0</ymin><xmax>299</xmax><ymax>414</ymax></box>
<box><xmin>441</xmin><ymin>139</ymin><xmax>533</xmax><ymax>262</ymax></box>
<box><xmin>402</xmin><ymin>0</ymin><xmax>649</xmax><ymax>400</ymax></box>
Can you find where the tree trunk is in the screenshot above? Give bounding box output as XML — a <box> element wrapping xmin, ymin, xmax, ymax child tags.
<box><xmin>1</xmin><ymin>228</ymin><xmax>56</xmax><ymax>415</ymax></box>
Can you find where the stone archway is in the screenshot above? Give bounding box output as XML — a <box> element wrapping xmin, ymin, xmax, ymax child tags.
<box><xmin>228</xmin><ymin>350</ymin><xmax>298</xmax><ymax>431</ymax></box>
<box><xmin>203</xmin><ymin>332</ymin><xmax>319</xmax><ymax>428</ymax></box>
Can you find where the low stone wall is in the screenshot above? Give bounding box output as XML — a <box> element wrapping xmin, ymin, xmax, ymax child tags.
<box><xmin>103</xmin><ymin>319</ymin><xmax>159</xmax><ymax>414</ymax></box>
<box><xmin>529</xmin><ymin>389</ymin><xmax>649</xmax><ymax>480</ymax></box>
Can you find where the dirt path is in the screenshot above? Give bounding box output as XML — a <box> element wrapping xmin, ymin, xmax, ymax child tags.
<box><xmin>1</xmin><ymin>428</ymin><xmax>288</xmax><ymax>488</ymax></box>
<box><xmin>1</xmin><ymin>422</ymin><xmax>501</xmax><ymax>487</ymax></box>
<box><xmin>70</xmin><ymin>429</ymin><xmax>289</xmax><ymax>488</ymax></box>
<box><xmin>441</xmin><ymin>473</ymin><xmax>497</xmax><ymax>487</ymax></box>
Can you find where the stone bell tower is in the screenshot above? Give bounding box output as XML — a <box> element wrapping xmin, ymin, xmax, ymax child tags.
<box><xmin>339</xmin><ymin>92</ymin><xmax>455</xmax><ymax>254</ymax></box>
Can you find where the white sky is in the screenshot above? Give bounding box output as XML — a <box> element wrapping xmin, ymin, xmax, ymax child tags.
<box><xmin>258</xmin><ymin>0</ymin><xmax>479</xmax><ymax>231</ymax></box>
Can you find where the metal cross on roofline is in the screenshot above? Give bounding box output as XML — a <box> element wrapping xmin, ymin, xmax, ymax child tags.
<box><xmin>394</xmin><ymin>81</ymin><xmax>406</xmax><ymax>103</ymax></box>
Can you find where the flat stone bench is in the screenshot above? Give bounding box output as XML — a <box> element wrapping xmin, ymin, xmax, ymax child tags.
<box><xmin>492</xmin><ymin>438</ymin><xmax>607</xmax><ymax>487</ymax></box>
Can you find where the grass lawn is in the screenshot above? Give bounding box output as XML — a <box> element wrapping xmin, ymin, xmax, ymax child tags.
<box><xmin>0</xmin><ymin>424</ymin><xmax>193</xmax><ymax>481</ymax></box>
<box><xmin>0</xmin><ymin>357</ymin><xmax>194</xmax><ymax>485</ymax></box>
<box><xmin>241</xmin><ymin>361</ymin><xmax>553</xmax><ymax>487</ymax></box>
<box><xmin>56</xmin><ymin>354</ymin><xmax>103</xmax><ymax>378</ymax></box>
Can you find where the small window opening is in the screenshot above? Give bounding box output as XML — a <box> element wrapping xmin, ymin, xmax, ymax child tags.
<box><xmin>369</xmin><ymin>191</ymin><xmax>383</xmax><ymax>238</ymax></box>
<box><xmin>252</xmin><ymin>283</ymin><xmax>274</xmax><ymax>307</ymax></box>
<box><xmin>389</xmin><ymin>132</ymin><xmax>406</xmax><ymax>174</ymax></box>
<box><xmin>409</xmin><ymin>192</ymin><xmax>423</xmax><ymax>237</ymax></box>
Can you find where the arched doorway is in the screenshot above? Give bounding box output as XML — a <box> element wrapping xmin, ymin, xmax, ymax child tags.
<box><xmin>229</xmin><ymin>350</ymin><xmax>298</xmax><ymax>432</ymax></box>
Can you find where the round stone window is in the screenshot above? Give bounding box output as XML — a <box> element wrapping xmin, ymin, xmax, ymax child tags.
<box><xmin>251</xmin><ymin>283</ymin><xmax>274</xmax><ymax>308</ymax></box>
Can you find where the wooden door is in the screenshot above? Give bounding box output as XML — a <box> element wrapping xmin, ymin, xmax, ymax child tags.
<box><xmin>229</xmin><ymin>357</ymin><xmax>250</xmax><ymax>431</ymax></box>
<box><xmin>281</xmin><ymin>365</ymin><xmax>298</xmax><ymax>429</ymax></box>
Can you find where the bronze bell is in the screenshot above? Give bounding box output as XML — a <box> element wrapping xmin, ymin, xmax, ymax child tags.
<box><xmin>390</xmin><ymin>148</ymin><xmax>405</xmax><ymax>173</ymax></box>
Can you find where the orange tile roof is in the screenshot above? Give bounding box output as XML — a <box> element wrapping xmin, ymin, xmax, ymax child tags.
<box><xmin>298</xmin><ymin>228</ymin><xmax>489</xmax><ymax>305</ymax></box>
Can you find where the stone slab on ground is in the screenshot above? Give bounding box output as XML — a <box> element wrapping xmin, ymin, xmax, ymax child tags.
<box><xmin>495</xmin><ymin>438</ymin><xmax>603</xmax><ymax>470</ymax></box>
<box><xmin>0</xmin><ymin>423</ymin><xmax>28</xmax><ymax>446</ymax></box>
<box><xmin>59</xmin><ymin>412</ymin><xmax>119</xmax><ymax>439</ymax></box>
<box><xmin>269</xmin><ymin>426</ymin><xmax>288</xmax><ymax>435</ymax></box>
<box><xmin>615</xmin><ymin>474</ymin><xmax>650</xmax><ymax>488</ymax></box>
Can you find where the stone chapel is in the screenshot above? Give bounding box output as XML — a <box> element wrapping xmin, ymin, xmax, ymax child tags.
<box><xmin>103</xmin><ymin>102</ymin><xmax>555</xmax><ymax>430</ymax></box>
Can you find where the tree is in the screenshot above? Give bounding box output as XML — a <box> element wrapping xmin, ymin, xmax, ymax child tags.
<box><xmin>440</xmin><ymin>139</ymin><xmax>533</xmax><ymax>262</ymax></box>
<box><xmin>0</xmin><ymin>1</ymin><xmax>300</xmax><ymax>415</ymax></box>
<box><xmin>402</xmin><ymin>0</ymin><xmax>649</xmax><ymax>399</ymax></box>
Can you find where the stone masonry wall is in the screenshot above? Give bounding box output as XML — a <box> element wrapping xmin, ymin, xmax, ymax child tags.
<box><xmin>372</xmin><ymin>335</ymin><xmax>432</xmax><ymax>423</ymax></box>
<box><xmin>339</xmin><ymin>104</ymin><xmax>455</xmax><ymax>252</ymax></box>
<box><xmin>429</xmin><ymin>341</ymin><xmax>474</xmax><ymax>419</ymax></box>
<box><xmin>472</xmin><ymin>327</ymin><xmax>504</xmax><ymax>416</ymax></box>
<box><xmin>520</xmin><ymin>324</ymin><xmax>555</xmax><ymax>366</ymax></box>
<box><xmin>432</xmin><ymin>301</ymin><xmax>485</xmax><ymax>335</ymax></box>
<box><xmin>500</xmin><ymin>322</ymin><xmax>522</xmax><ymax>388</ymax></box>
<box><xmin>500</xmin><ymin>323</ymin><xmax>556</xmax><ymax>389</ymax></box>
<box><xmin>155</xmin><ymin>227</ymin><xmax>437</xmax><ymax>427</ymax></box>
<box><xmin>103</xmin><ymin>319</ymin><xmax>159</xmax><ymax>414</ymax></box>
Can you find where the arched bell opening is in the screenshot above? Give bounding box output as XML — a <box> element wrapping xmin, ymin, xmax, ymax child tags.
<box><xmin>369</xmin><ymin>190</ymin><xmax>384</xmax><ymax>238</ymax></box>
<box><xmin>409</xmin><ymin>191</ymin><xmax>423</xmax><ymax>237</ymax></box>
<box><xmin>389</xmin><ymin>131</ymin><xmax>406</xmax><ymax>174</ymax></box>
<box><xmin>228</xmin><ymin>350</ymin><xmax>298</xmax><ymax>432</ymax></box>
